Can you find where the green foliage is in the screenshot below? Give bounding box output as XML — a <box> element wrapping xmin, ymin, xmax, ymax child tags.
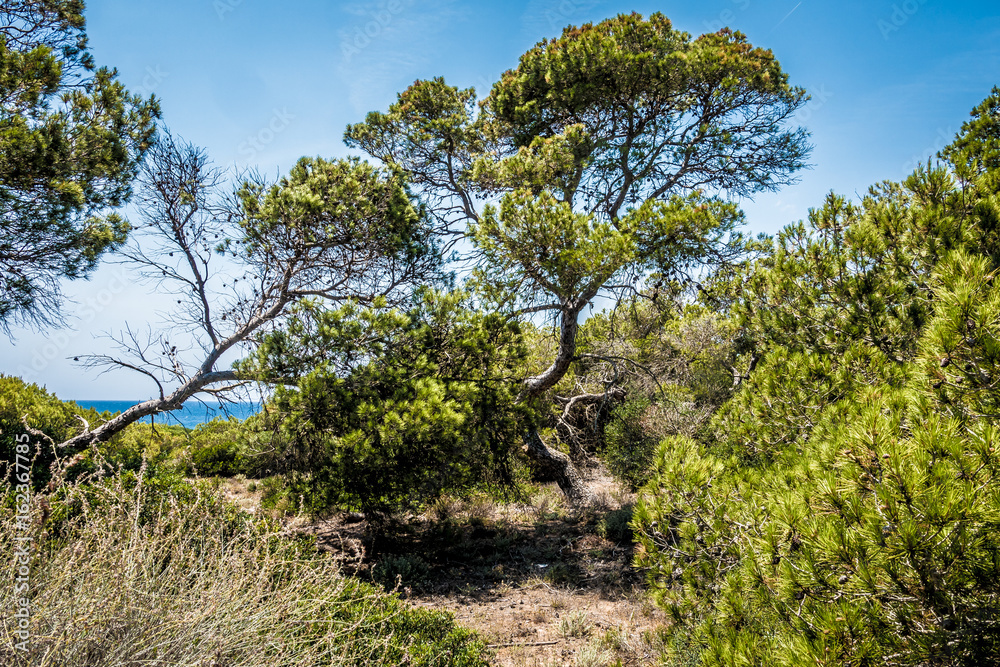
<box><xmin>0</xmin><ymin>1</ymin><xmax>160</xmax><ymax>329</ymax></box>
<box><xmin>0</xmin><ymin>375</ymin><xmax>107</xmax><ymax>485</ymax></box>
<box><xmin>349</xmin><ymin>11</ymin><xmax>810</xmax><ymax>214</ymax></box>
<box><xmin>244</xmin><ymin>289</ymin><xmax>531</xmax><ymax>519</ymax></box>
<box><xmin>187</xmin><ymin>418</ymin><xmax>254</xmax><ymax>477</ymax></box>
<box><xmin>633</xmin><ymin>90</ymin><xmax>1000</xmax><ymax>667</ymax></box>
<box><xmin>236</xmin><ymin>156</ymin><xmax>432</xmax><ymax>265</ymax></box>
<box><xmin>940</xmin><ymin>85</ymin><xmax>1000</xmax><ymax>179</ymax></box>
<box><xmin>638</xmin><ymin>389</ymin><xmax>1000</xmax><ymax>666</ymax></box>
<box><xmin>472</xmin><ymin>189</ymin><xmax>635</xmax><ymax>305</ymax></box>
<box><xmin>229</xmin><ymin>156</ymin><xmax>441</xmax><ymax>310</ymax></box>
<box><xmin>577</xmin><ymin>301</ymin><xmax>738</xmax><ymax>481</ymax></box>
<box><xmin>471</xmin><ymin>190</ymin><xmax>745</xmax><ymax>313</ymax></box>
<box><xmin>346</xmin><ymin>13</ymin><xmax>808</xmax><ymax>495</ymax></box>
<box><xmin>483</xmin><ymin>13</ymin><xmax>810</xmax><ymax>201</ymax></box>
<box><xmin>597</xmin><ymin>504</ymin><xmax>634</xmax><ymax>544</ymax></box>
<box><xmin>603</xmin><ymin>398</ymin><xmax>659</xmax><ymax>490</ymax></box>
<box><xmin>345</xmin><ymin>76</ymin><xmax>481</xmax><ymax>203</ymax></box>
<box><xmin>372</xmin><ymin>553</ymin><xmax>431</xmax><ymax>591</ymax></box>
<box><xmin>712</xmin><ymin>160</ymin><xmax>997</xmax><ymax>461</ymax></box>
<box><xmin>258</xmin><ymin>474</ymin><xmax>293</xmax><ymax>513</ymax></box>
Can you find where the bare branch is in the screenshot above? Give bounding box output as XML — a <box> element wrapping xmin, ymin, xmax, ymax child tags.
<box><xmin>62</xmin><ymin>134</ymin><xmax>440</xmax><ymax>451</ymax></box>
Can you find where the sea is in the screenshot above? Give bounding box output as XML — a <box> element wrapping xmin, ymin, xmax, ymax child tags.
<box><xmin>72</xmin><ymin>400</ymin><xmax>262</xmax><ymax>429</ymax></box>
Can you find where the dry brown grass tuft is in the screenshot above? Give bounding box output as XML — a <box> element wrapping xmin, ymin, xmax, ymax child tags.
<box><xmin>0</xmin><ymin>461</ymin><xmax>487</xmax><ymax>666</ymax></box>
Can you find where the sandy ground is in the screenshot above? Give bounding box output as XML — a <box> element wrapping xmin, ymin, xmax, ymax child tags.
<box><xmin>217</xmin><ymin>468</ymin><xmax>670</xmax><ymax>666</ymax></box>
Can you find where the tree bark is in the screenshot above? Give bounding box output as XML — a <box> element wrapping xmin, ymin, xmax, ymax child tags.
<box><xmin>523</xmin><ymin>429</ymin><xmax>592</xmax><ymax>505</ymax></box>
<box><xmin>521</xmin><ymin>298</ymin><xmax>584</xmax><ymax>398</ymax></box>
<box><xmin>519</xmin><ymin>297</ymin><xmax>595</xmax><ymax>505</ymax></box>
<box><xmin>555</xmin><ymin>386</ymin><xmax>627</xmax><ymax>460</ymax></box>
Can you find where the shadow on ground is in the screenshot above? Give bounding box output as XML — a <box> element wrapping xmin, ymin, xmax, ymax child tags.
<box><xmin>306</xmin><ymin>501</ymin><xmax>639</xmax><ymax>600</ymax></box>
<box><xmin>295</xmin><ymin>472</ymin><xmax>669</xmax><ymax>666</ymax></box>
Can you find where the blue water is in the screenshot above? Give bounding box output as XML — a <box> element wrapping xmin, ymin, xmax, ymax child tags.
<box><xmin>72</xmin><ymin>400</ymin><xmax>262</xmax><ymax>429</ymax></box>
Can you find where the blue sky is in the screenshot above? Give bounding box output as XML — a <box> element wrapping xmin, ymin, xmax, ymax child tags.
<box><xmin>2</xmin><ymin>0</ymin><xmax>998</xmax><ymax>400</ymax></box>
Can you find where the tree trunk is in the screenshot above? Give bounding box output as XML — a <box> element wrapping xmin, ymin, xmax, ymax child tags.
<box><xmin>523</xmin><ymin>429</ymin><xmax>592</xmax><ymax>505</ymax></box>
<box><xmin>519</xmin><ymin>298</ymin><xmax>595</xmax><ymax>505</ymax></box>
<box><xmin>58</xmin><ymin>370</ymin><xmax>240</xmax><ymax>451</ymax></box>
<box><xmin>555</xmin><ymin>387</ymin><xmax>627</xmax><ymax>461</ymax></box>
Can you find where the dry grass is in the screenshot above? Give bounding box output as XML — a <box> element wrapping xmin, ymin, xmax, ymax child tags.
<box><xmin>559</xmin><ymin>611</ymin><xmax>592</xmax><ymax>639</ymax></box>
<box><xmin>423</xmin><ymin>472</ymin><xmax>669</xmax><ymax>665</ymax></box>
<box><xmin>0</xmin><ymin>459</ymin><xmax>487</xmax><ymax>666</ymax></box>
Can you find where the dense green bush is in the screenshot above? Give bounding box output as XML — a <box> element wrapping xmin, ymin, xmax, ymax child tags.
<box><xmin>372</xmin><ymin>553</ymin><xmax>432</xmax><ymax>591</ymax></box>
<box><xmin>574</xmin><ymin>300</ymin><xmax>739</xmax><ymax>483</ymax></box>
<box><xmin>243</xmin><ymin>289</ymin><xmax>532</xmax><ymax>520</ymax></box>
<box><xmin>597</xmin><ymin>503</ymin><xmax>634</xmax><ymax>544</ymax></box>
<box><xmin>633</xmin><ymin>89</ymin><xmax>1000</xmax><ymax>666</ymax></box>
<box><xmin>186</xmin><ymin>418</ymin><xmax>257</xmax><ymax>477</ymax></box>
<box><xmin>0</xmin><ymin>376</ymin><xmax>128</xmax><ymax>486</ymax></box>
<box><xmin>603</xmin><ymin>398</ymin><xmax>659</xmax><ymax>490</ymax></box>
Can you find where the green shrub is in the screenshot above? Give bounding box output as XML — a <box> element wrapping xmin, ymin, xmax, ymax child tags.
<box><xmin>188</xmin><ymin>419</ymin><xmax>248</xmax><ymax>476</ymax></box>
<box><xmin>636</xmin><ymin>385</ymin><xmax>1000</xmax><ymax>666</ymax></box>
<box><xmin>633</xmin><ymin>96</ymin><xmax>1000</xmax><ymax>666</ymax></box>
<box><xmin>0</xmin><ymin>376</ymin><xmax>107</xmax><ymax>486</ymax></box>
<box><xmin>603</xmin><ymin>398</ymin><xmax>659</xmax><ymax>490</ymax></box>
<box><xmin>244</xmin><ymin>291</ymin><xmax>530</xmax><ymax>520</ymax></box>
<box><xmin>597</xmin><ymin>504</ymin><xmax>633</xmax><ymax>544</ymax></box>
<box><xmin>258</xmin><ymin>474</ymin><xmax>295</xmax><ymax>514</ymax></box>
<box><xmin>0</xmin><ymin>377</ymin><xmax>197</xmax><ymax>489</ymax></box>
<box><xmin>371</xmin><ymin>553</ymin><xmax>431</xmax><ymax>591</ymax></box>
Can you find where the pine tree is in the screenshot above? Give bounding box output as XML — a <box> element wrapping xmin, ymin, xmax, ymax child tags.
<box><xmin>633</xmin><ymin>89</ymin><xmax>1000</xmax><ymax>666</ymax></box>
<box><xmin>0</xmin><ymin>1</ymin><xmax>159</xmax><ymax>330</ymax></box>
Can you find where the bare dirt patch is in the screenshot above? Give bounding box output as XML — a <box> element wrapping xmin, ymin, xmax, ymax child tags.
<box><xmin>214</xmin><ymin>466</ymin><xmax>669</xmax><ymax>664</ymax></box>
<box><xmin>292</xmin><ymin>467</ymin><xmax>670</xmax><ymax>666</ymax></box>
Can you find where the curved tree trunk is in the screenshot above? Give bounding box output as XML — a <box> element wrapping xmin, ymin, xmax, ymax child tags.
<box><xmin>519</xmin><ymin>297</ymin><xmax>594</xmax><ymax>505</ymax></box>
<box><xmin>555</xmin><ymin>387</ymin><xmax>628</xmax><ymax>461</ymax></box>
<box><xmin>59</xmin><ymin>370</ymin><xmax>241</xmax><ymax>451</ymax></box>
<box><xmin>523</xmin><ymin>428</ymin><xmax>591</xmax><ymax>505</ymax></box>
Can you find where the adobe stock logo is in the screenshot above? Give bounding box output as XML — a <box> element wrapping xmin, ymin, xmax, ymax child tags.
<box><xmin>340</xmin><ymin>0</ymin><xmax>406</xmax><ymax>63</ymax></box>
<box><xmin>877</xmin><ymin>0</ymin><xmax>929</xmax><ymax>39</ymax></box>
<box><xmin>538</xmin><ymin>0</ymin><xmax>602</xmax><ymax>32</ymax></box>
<box><xmin>792</xmin><ymin>85</ymin><xmax>834</xmax><ymax>124</ymax></box>
<box><xmin>214</xmin><ymin>0</ymin><xmax>244</xmax><ymax>21</ymax></box>
<box><xmin>132</xmin><ymin>65</ymin><xmax>169</xmax><ymax>98</ymax></box>
<box><xmin>238</xmin><ymin>108</ymin><xmax>296</xmax><ymax>162</ymax></box>
<box><xmin>703</xmin><ymin>0</ymin><xmax>752</xmax><ymax>33</ymax></box>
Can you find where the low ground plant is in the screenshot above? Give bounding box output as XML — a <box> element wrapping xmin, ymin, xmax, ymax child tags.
<box><xmin>0</xmin><ymin>455</ymin><xmax>488</xmax><ymax>666</ymax></box>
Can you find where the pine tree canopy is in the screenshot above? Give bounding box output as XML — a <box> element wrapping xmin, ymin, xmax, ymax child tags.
<box><xmin>633</xmin><ymin>89</ymin><xmax>1000</xmax><ymax>667</ymax></box>
<box><xmin>0</xmin><ymin>0</ymin><xmax>160</xmax><ymax>331</ymax></box>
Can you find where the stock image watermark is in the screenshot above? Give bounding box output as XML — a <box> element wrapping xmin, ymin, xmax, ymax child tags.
<box><xmin>340</xmin><ymin>0</ymin><xmax>406</xmax><ymax>63</ymax></box>
<box><xmin>877</xmin><ymin>0</ymin><xmax>930</xmax><ymax>39</ymax></box>
<box><xmin>214</xmin><ymin>0</ymin><xmax>244</xmax><ymax>21</ymax></box>
<box><xmin>132</xmin><ymin>65</ymin><xmax>169</xmax><ymax>99</ymax></box>
<box><xmin>16</xmin><ymin>268</ymin><xmax>131</xmax><ymax>380</ymax></box>
<box><xmin>536</xmin><ymin>0</ymin><xmax>602</xmax><ymax>33</ymax></box>
<box><xmin>703</xmin><ymin>0</ymin><xmax>751</xmax><ymax>33</ymax></box>
<box><xmin>901</xmin><ymin>126</ymin><xmax>955</xmax><ymax>174</ymax></box>
<box><xmin>237</xmin><ymin>108</ymin><xmax>296</xmax><ymax>161</ymax></box>
<box><xmin>793</xmin><ymin>84</ymin><xmax>834</xmax><ymax>124</ymax></box>
<box><xmin>10</xmin><ymin>431</ymin><xmax>34</xmax><ymax>653</ymax></box>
